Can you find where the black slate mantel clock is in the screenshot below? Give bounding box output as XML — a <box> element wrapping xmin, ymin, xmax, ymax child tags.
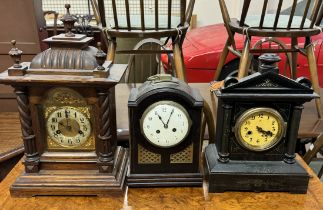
<box><xmin>204</xmin><ymin>54</ymin><xmax>318</xmax><ymax>194</ymax></box>
<box><xmin>127</xmin><ymin>74</ymin><xmax>204</xmax><ymax>187</ymax></box>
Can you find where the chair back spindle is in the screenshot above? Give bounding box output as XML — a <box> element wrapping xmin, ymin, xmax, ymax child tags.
<box><xmin>99</xmin><ymin>0</ymin><xmax>190</xmax><ymax>31</ymax></box>
<box><xmin>287</xmin><ymin>0</ymin><xmax>297</xmax><ymax>30</ymax></box>
<box><xmin>168</xmin><ymin>0</ymin><xmax>172</xmax><ymax>28</ymax></box>
<box><xmin>111</xmin><ymin>0</ymin><xmax>119</xmax><ymax>29</ymax></box>
<box><xmin>259</xmin><ymin>0</ymin><xmax>269</xmax><ymax>29</ymax></box>
<box><xmin>311</xmin><ymin>0</ymin><xmax>323</xmax><ymax>27</ymax></box>
<box><xmin>235</xmin><ymin>0</ymin><xmax>323</xmax><ymax>30</ymax></box>
<box><xmin>273</xmin><ymin>0</ymin><xmax>283</xmax><ymax>30</ymax></box>
<box><xmin>239</xmin><ymin>0</ymin><xmax>251</xmax><ymax>27</ymax></box>
<box><xmin>140</xmin><ymin>0</ymin><xmax>145</xmax><ymax>30</ymax></box>
<box><xmin>155</xmin><ymin>0</ymin><xmax>159</xmax><ymax>29</ymax></box>
<box><xmin>125</xmin><ymin>0</ymin><xmax>131</xmax><ymax>30</ymax></box>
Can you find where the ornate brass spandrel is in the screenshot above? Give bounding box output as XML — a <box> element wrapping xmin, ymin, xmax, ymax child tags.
<box><xmin>42</xmin><ymin>87</ymin><xmax>87</xmax><ymax>106</ymax></box>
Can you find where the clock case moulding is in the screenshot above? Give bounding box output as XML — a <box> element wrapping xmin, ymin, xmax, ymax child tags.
<box><xmin>0</xmin><ymin>32</ymin><xmax>128</xmax><ymax>197</ymax></box>
<box><xmin>204</xmin><ymin>70</ymin><xmax>318</xmax><ymax>194</ymax></box>
<box><xmin>127</xmin><ymin>76</ymin><xmax>204</xmax><ymax>187</ymax></box>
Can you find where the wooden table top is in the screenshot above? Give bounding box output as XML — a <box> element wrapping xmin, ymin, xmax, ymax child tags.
<box><xmin>0</xmin><ymin>84</ymin><xmax>322</xmax><ymax>162</ymax></box>
<box><xmin>0</xmin><ymin>155</ymin><xmax>321</xmax><ymax>210</ymax></box>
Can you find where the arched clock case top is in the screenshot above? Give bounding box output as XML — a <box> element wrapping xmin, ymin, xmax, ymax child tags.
<box><xmin>128</xmin><ymin>75</ymin><xmax>204</xmax><ymax>187</ymax></box>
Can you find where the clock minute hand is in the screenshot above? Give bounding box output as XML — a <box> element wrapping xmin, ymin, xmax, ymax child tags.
<box><xmin>165</xmin><ymin>109</ymin><xmax>174</xmax><ymax>128</ymax></box>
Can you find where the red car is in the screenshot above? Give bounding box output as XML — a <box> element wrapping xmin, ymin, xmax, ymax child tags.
<box><xmin>161</xmin><ymin>24</ymin><xmax>323</xmax><ymax>87</ymax></box>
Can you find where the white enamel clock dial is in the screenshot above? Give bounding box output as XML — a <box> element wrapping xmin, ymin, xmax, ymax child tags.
<box><xmin>140</xmin><ymin>101</ymin><xmax>192</xmax><ymax>148</ymax></box>
<box><xmin>47</xmin><ymin>107</ymin><xmax>92</xmax><ymax>147</ymax></box>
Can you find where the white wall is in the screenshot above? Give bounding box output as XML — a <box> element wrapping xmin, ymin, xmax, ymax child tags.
<box><xmin>192</xmin><ymin>0</ymin><xmax>294</xmax><ymax>27</ymax></box>
<box><xmin>193</xmin><ymin>0</ymin><xmax>243</xmax><ymax>27</ymax></box>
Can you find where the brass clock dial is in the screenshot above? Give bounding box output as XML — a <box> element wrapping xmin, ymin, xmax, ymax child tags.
<box><xmin>235</xmin><ymin>107</ymin><xmax>286</xmax><ymax>151</ymax></box>
<box><xmin>47</xmin><ymin>106</ymin><xmax>92</xmax><ymax>148</ymax></box>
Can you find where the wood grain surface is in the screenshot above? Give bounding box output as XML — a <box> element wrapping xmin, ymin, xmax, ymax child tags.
<box><xmin>0</xmin><ymin>112</ymin><xmax>23</xmax><ymax>162</ymax></box>
<box><xmin>0</xmin><ymin>155</ymin><xmax>321</xmax><ymax>210</ymax></box>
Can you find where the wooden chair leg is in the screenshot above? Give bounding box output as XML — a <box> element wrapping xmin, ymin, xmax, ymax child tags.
<box><xmin>303</xmin><ymin>134</ymin><xmax>323</xmax><ymax>164</ymax></box>
<box><xmin>291</xmin><ymin>38</ymin><xmax>298</xmax><ymax>79</ymax></box>
<box><xmin>318</xmin><ymin>165</ymin><xmax>323</xmax><ymax>178</ymax></box>
<box><xmin>306</xmin><ymin>44</ymin><xmax>323</xmax><ymax>119</ymax></box>
<box><xmin>173</xmin><ymin>42</ymin><xmax>187</xmax><ymax>82</ymax></box>
<box><xmin>214</xmin><ymin>38</ymin><xmax>231</xmax><ymax>81</ymax></box>
<box><xmin>238</xmin><ymin>39</ymin><xmax>251</xmax><ymax>79</ymax></box>
<box><xmin>202</xmin><ymin>100</ymin><xmax>215</xmax><ymax>143</ymax></box>
<box><xmin>107</xmin><ymin>37</ymin><xmax>117</xmax><ymax>62</ymax></box>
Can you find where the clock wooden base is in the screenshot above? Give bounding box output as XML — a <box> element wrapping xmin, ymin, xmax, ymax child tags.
<box><xmin>204</xmin><ymin>144</ymin><xmax>309</xmax><ymax>194</ymax></box>
<box><xmin>10</xmin><ymin>147</ymin><xmax>128</xmax><ymax>197</ymax></box>
<box><xmin>127</xmin><ymin>173</ymin><xmax>203</xmax><ymax>187</ymax></box>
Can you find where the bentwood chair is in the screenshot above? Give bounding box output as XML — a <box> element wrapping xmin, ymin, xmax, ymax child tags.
<box><xmin>96</xmin><ymin>0</ymin><xmax>195</xmax><ymax>82</ymax></box>
<box><xmin>303</xmin><ymin>133</ymin><xmax>323</xmax><ymax>178</ymax></box>
<box><xmin>215</xmin><ymin>0</ymin><xmax>323</xmax><ymax>119</ymax></box>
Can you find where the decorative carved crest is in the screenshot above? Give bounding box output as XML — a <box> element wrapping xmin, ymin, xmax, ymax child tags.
<box><xmin>256</xmin><ymin>79</ymin><xmax>280</xmax><ymax>88</ymax></box>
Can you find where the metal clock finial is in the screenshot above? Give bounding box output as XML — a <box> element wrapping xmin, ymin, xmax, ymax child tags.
<box><xmin>258</xmin><ymin>53</ymin><xmax>281</xmax><ymax>74</ymax></box>
<box><xmin>95</xmin><ymin>42</ymin><xmax>106</xmax><ymax>70</ymax></box>
<box><xmin>9</xmin><ymin>40</ymin><xmax>23</xmax><ymax>68</ymax></box>
<box><xmin>61</xmin><ymin>4</ymin><xmax>77</xmax><ymax>37</ymax></box>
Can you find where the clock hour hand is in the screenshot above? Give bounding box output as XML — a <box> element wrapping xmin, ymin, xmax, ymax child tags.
<box><xmin>155</xmin><ymin>112</ymin><xmax>167</xmax><ymax>128</ymax></box>
<box><xmin>256</xmin><ymin>126</ymin><xmax>273</xmax><ymax>137</ymax></box>
<box><xmin>165</xmin><ymin>109</ymin><xmax>174</xmax><ymax>128</ymax></box>
<box><xmin>65</xmin><ymin>110</ymin><xmax>69</xmax><ymax>118</ymax></box>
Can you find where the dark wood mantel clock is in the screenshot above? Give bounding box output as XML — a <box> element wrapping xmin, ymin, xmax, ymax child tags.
<box><xmin>127</xmin><ymin>74</ymin><xmax>204</xmax><ymax>187</ymax></box>
<box><xmin>204</xmin><ymin>54</ymin><xmax>318</xmax><ymax>194</ymax></box>
<box><xmin>0</xmin><ymin>5</ymin><xmax>128</xmax><ymax>197</ymax></box>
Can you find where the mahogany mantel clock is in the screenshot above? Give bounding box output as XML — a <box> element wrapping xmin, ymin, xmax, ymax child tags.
<box><xmin>0</xmin><ymin>5</ymin><xmax>128</xmax><ymax>197</ymax></box>
<box><xmin>204</xmin><ymin>54</ymin><xmax>317</xmax><ymax>194</ymax></box>
<box><xmin>127</xmin><ymin>74</ymin><xmax>204</xmax><ymax>187</ymax></box>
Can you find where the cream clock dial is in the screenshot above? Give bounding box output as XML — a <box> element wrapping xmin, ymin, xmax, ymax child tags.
<box><xmin>141</xmin><ymin>101</ymin><xmax>192</xmax><ymax>148</ymax></box>
<box><xmin>235</xmin><ymin>107</ymin><xmax>286</xmax><ymax>151</ymax></box>
<box><xmin>47</xmin><ymin>107</ymin><xmax>92</xmax><ymax>148</ymax></box>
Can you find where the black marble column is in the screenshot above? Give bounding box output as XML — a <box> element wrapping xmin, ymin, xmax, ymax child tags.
<box><xmin>218</xmin><ymin>104</ymin><xmax>233</xmax><ymax>163</ymax></box>
<box><xmin>284</xmin><ymin>105</ymin><xmax>303</xmax><ymax>164</ymax></box>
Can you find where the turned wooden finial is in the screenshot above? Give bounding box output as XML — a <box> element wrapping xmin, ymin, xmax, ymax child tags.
<box><xmin>95</xmin><ymin>42</ymin><xmax>107</xmax><ymax>70</ymax></box>
<box><xmin>60</xmin><ymin>4</ymin><xmax>76</xmax><ymax>37</ymax></box>
<box><xmin>9</xmin><ymin>40</ymin><xmax>23</xmax><ymax>68</ymax></box>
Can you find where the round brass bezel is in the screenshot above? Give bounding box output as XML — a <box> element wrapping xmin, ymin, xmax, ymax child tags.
<box><xmin>140</xmin><ymin>100</ymin><xmax>192</xmax><ymax>148</ymax></box>
<box><xmin>234</xmin><ymin>107</ymin><xmax>286</xmax><ymax>152</ymax></box>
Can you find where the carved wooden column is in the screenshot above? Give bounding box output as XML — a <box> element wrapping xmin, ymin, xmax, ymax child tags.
<box><xmin>15</xmin><ymin>87</ymin><xmax>40</xmax><ymax>173</ymax></box>
<box><xmin>97</xmin><ymin>89</ymin><xmax>114</xmax><ymax>172</ymax></box>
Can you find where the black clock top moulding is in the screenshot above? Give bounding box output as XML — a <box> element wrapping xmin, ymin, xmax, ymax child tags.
<box><xmin>127</xmin><ymin>74</ymin><xmax>204</xmax><ymax>187</ymax></box>
<box><xmin>204</xmin><ymin>54</ymin><xmax>318</xmax><ymax>194</ymax></box>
